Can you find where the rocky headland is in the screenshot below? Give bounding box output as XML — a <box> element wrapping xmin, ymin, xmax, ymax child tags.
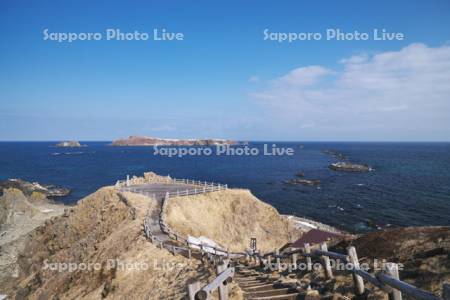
<box><xmin>0</xmin><ymin>172</ymin><xmax>447</xmax><ymax>299</ymax></box>
<box><xmin>111</xmin><ymin>135</ymin><xmax>237</xmax><ymax>146</ymax></box>
<box><xmin>0</xmin><ymin>179</ymin><xmax>70</xmax><ymax>198</ymax></box>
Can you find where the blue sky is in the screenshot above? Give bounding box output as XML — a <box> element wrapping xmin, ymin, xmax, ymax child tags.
<box><xmin>1</xmin><ymin>0</ymin><xmax>450</xmax><ymax>141</ymax></box>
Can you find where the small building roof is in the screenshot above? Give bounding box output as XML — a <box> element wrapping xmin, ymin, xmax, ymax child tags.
<box><xmin>290</xmin><ymin>229</ymin><xmax>342</xmax><ymax>248</ymax></box>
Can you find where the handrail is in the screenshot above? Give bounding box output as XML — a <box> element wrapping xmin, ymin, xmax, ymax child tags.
<box><xmin>188</xmin><ymin>263</ymin><xmax>235</xmax><ymax>300</ymax></box>
<box><xmin>201</xmin><ymin>267</ymin><xmax>234</xmax><ymax>294</ymax></box>
<box><xmin>260</xmin><ymin>243</ymin><xmax>443</xmax><ymax>300</ymax></box>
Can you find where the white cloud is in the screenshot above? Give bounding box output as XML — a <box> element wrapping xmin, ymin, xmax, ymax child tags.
<box><xmin>274</xmin><ymin>65</ymin><xmax>333</xmax><ymax>87</ymax></box>
<box><xmin>250</xmin><ymin>43</ymin><xmax>450</xmax><ymax>140</ymax></box>
<box><xmin>248</xmin><ymin>75</ymin><xmax>260</xmax><ymax>83</ymax></box>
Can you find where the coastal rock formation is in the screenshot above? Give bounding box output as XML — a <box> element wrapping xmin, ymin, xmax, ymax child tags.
<box><xmin>55</xmin><ymin>141</ymin><xmax>83</xmax><ymax>147</ymax></box>
<box><xmin>329</xmin><ymin>162</ymin><xmax>372</xmax><ymax>172</ymax></box>
<box><xmin>0</xmin><ymin>186</ymin><xmax>67</xmax><ymax>287</ymax></box>
<box><xmin>0</xmin><ymin>179</ymin><xmax>70</xmax><ymax>198</ymax></box>
<box><xmin>284</xmin><ymin>178</ymin><xmax>321</xmax><ymax>186</ymax></box>
<box><xmin>111</xmin><ymin>135</ymin><xmax>237</xmax><ymax>146</ymax></box>
<box><xmin>164</xmin><ymin>189</ymin><xmax>301</xmax><ymax>252</ymax></box>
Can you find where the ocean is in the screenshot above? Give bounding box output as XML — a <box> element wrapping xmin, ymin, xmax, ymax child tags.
<box><xmin>0</xmin><ymin>142</ymin><xmax>449</xmax><ymax>233</ymax></box>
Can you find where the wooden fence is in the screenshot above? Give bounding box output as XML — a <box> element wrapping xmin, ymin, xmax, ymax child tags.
<box><xmin>260</xmin><ymin>242</ymin><xmax>447</xmax><ymax>300</ymax></box>
<box><xmin>187</xmin><ymin>260</ymin><xmax>235</xmax><ymax>300</ymax></box>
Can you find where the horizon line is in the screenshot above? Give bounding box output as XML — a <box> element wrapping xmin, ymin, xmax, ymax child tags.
<box><xmin>1</xmin><ymin>140</ymin><xmax>450</xmax><ymax>143</ymax></box>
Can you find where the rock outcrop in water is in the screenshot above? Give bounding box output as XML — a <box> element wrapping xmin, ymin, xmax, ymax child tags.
<box><xmin>0</xmin><ymin>179</ymin><xmax>70</xmax><ymax>198</ymax></box>
<box><xmin>111</xmin><ymin>135</ymin><xmax>237</xmax><ymax>146</ymax></box>
<box><xmin>329</xmin><ymin>162</ymin><xmax>372</xmax><ymax>172</ymax></box>
<box><xmin>55</xmin><ymin>141</ymin><xmax>83</xmax><ymax>147</ymax></box>
<box><xmin>322</xmin><ymin>149</ymin><xmax>347</xmax><ymax>160</ymax></box>
<box><xmin>284</xmin><ymin>178</ymin><xmax>321</xmax><ymax>186</ymax></box>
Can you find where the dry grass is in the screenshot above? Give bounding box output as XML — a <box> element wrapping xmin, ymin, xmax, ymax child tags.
<box><xmin>165</xmin><ymin>189</ymin><xmax>301</xmax><ymax>252</ymax></box>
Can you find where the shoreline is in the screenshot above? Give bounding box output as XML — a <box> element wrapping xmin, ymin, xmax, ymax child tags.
<box><xmin>283</xmin><ymin>214</ymin><xmax>346</xmax><ymax>234</ymax></box>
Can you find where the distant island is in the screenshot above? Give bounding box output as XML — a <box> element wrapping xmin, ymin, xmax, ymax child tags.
<box><xmin>55</xmin><ymin>141</ymin><xmax>84</xmax><ymax>147</ymax></box>
<box><xmin>111</xmin><ymin>135</ymin><xmax>237</xmax><ymax>146</ymax></box>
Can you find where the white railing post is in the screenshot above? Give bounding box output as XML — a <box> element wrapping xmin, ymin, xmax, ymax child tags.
<box><xmin>304</xmin><ymin>243</ymin><xmax>312</xmax><ymax>271</ymax></box>
<box><xmin>275</xmin><ymin>249</ymin><xmax>281</xmax><ymax>272</ymax></box>
<box><xmin>320</xmin><ymin>242</ymin><xmax>333</xmax><ymax>279</ymax></box>
<box><xmin>347</xmin><ymin>246</ymin><xmax>365</xmax><ymax>295</ymax></box>
<box><xmin>383</xmin><ymin>263</ymin><xmax>402</xmax><ymax>300</ymax></box>
<box><xmin>217</xmin><ymin>263</ymin><xmax>229</xmax><ymax>300</ymax></box>
<box><xmin>291</xmin><ymin>250</ymin><xmax>298</xmax><ymax>266</ymax></box>
<box><xmin>187</xmin><ymin>281</ymin><xmax>201</xmax><ymax>300</ymax></box>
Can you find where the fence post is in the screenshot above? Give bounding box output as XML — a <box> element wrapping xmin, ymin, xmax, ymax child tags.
<box><xmin>292</xmin><ymin>250</ymin><xmax>298</xmax><ymax>267</ymax></box>
<box><xmin>443</xmin><ymin>283</ymin><xmax>450</xmax><ymax>300</ymax></box>
<box><xmin>275</xmin><ymin>249</ymin><xmax>281</xmax><ymax>272</ymax></box>
<box><xmin>187</xmin><ymin>281</ymin><xmax>202</xmax><ymax>300</ymax></box>
<box><xmin>383</xmin><ymin>263</ymin><xmax>402</xmax><ymax>300</ymax></box>
<box><xmin>304</xmin><ymin>243</ymin><xmax>312</xmax><ymax>271</ymax></box>
<box><xmin>217</xmin><ymin>263</ymin><xmax>229</xmax><ymax>300</ymax></box>
<box><xmin>320</xmin><ymin>242</ymin><xmax>333</xmax><ymax>279</ymax></box>
<box><xmin>347</xmin><ymin>246</ymin><xmax>365</xmax><ymax>295</ymax></box>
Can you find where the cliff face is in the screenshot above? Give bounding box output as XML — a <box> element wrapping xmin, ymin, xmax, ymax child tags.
<box><xmin>111</xmin><ymin>135</ymin><xmax>237</xmax><ymax>146</ymax></box>
<box><xmin>164</xmin><ymin>189</ymin><xmax>301</xmax><ymax>252</ymax></box>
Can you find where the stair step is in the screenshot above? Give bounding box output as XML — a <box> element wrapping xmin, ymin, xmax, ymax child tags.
<box><xmin>247</xmin><ymin>293</ymin><xmax>300</xmax><ymax>300</ymax></box>
<box><xmin>237</xmin><ymin>278</ymin><xmax>267</xmax><ymax>286</ymax></box>
<box><xmin>244</xmin><ymin>288</ymin><xmax>293</xmax><ymax>297</ymax></box>
<box><xmin>242</xmin><ymin>283</ymin><xmax>277</xmax><ymax>292</ymax></box>
<box><xmin>241</xmin><ymin>281</ymin><xmax>273</xmax><ymax>288</ymax></box>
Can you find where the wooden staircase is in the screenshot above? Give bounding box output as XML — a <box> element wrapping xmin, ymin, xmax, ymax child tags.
<box><xmin>235</xmin><ymin>267</ymin><xmax>301</xmax><ymax>300</ymax></box>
